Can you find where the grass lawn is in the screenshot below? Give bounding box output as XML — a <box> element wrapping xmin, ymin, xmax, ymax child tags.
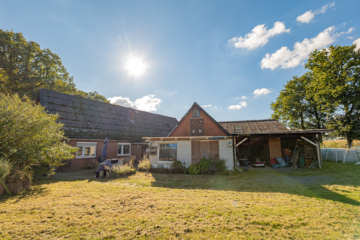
<box><xmin>1</xmin><ymin>163</ymin><xmax>360</xmax><ymax>239</ymax></box>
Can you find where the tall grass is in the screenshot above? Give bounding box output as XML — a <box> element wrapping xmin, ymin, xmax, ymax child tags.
<box><xmin>111</xmin><ymin>165</ymin><xmax>135</xmax><ymax>175</ymax></box>
<box><xmin>138</xmin><ymin>158</ymin><xmax>150</xmax><ymax>171</ymax></box>
<box><xmin>322</xmin><ymin>140</ymin><xmax>360</xmax><ymax>149</ymax></box>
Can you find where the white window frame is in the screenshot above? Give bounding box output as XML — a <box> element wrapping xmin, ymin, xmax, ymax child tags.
<box><xmin>158</xmin><ymin>142</ymin><xmax>178</xmax><ymax>163</ymax></box>
<box><xmin>117</xmin><ymin>143</ymin><xmax>131</xmax><ymax>156</ymax></box>
<box><xmin>76</xmin><ymin>142</ymin><xmax>97</xmax><ymax>159</ymax></box>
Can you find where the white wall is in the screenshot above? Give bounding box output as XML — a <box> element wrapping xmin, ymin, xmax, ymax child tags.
<box><xmin>219</xmin><ymin>139</ymin><xmax>234</xmax><ymax>169</ymax></box>
<box><xmin>148</xmin><ymin>139</ymin><xmax>234</xmax><ymax>169</ymax></box>
<box><xmin>177</xmin><ymin>141</ymin><xmax>192</xmax><ymax>167</ymax></box>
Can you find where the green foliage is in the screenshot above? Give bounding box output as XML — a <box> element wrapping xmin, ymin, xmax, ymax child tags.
<box><xmin>0</xmin><ymin>93</ymin><xmax>76</xmax><ymax>182</ymax></box>
<box><xmin>0</xmin><ymin>158</ymin><xmax>12</xmax><ymax>180</ymax></box>
<box><xmin>0</xmin><ymin>29</ymin><xmax>108</xmax><ymax>102</ymax></box>
<box><xmin>138</xmin><ymin>158</ymin><xmax>151</xmax><ymax>170</ymax></box>
<box><xmin>188</xmin><ymin>158</ymin><xmax>227</xmax><ymax>175</ymax></box>
<box><xmin>171</xmin><ymin>160</ymin><xmax>187</xmax><ymax>173</ymax></box>
<box><xmin>305</xmin><ymin>45</ymin><xmax>360</xmax><ymax>147</ymax></box>
<box><xmin>271</xmin><ymin>73</ymin><xmax>327</xmax><ymax>130</ymax></box>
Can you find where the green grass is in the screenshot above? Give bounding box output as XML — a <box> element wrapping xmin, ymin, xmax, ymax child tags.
<box><xmin>1</xmin><ymin>163</ymin><xmax>360</xmax><ymax>239</ymax></box>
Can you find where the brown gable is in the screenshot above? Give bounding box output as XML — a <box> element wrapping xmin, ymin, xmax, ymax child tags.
<box><xmin>169</xmin><ymin>102</ymin><xmax>229</xmax><ymax>137</ymax></box>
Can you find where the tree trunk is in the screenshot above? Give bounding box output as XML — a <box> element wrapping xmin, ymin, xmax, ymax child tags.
<box><xmin>347</xmin><ymin>138</ymin><xmax>353</xmax><ymax>148</ymax></box>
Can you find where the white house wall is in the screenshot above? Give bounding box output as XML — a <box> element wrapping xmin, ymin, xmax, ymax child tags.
<box><xmin>219</xmin><ymin>139</ymin><xmax>234</xmax><ymax>169</ymax></box>
<box><xmin>148</xmin><ymin>139</ymin><xmax>234</xmax><ymax>169</ymax></box>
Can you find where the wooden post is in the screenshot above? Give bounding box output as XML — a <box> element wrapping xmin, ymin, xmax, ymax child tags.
<box><xmin>233</xmin><ymin>137</ymin><xmax>237</xmax><ymax>169</ymax></box>
<box><xmin>316</xmin><ymin>134</ymin><xmax>322</xmax><ymax>169</ymax></box>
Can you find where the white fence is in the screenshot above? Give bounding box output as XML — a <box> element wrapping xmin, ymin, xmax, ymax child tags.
<box><xmin>322</xmin><ymin>148</ymin><xmax>360</xmax><ymax>163</ymax></box>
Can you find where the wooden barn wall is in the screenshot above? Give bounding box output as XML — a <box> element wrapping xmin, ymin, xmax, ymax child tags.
<box><xmin>170</xmin><ymin>109</ymin><xmax>226</xmax><ymax>137</ymax></box>
<box><xmin>269</xmin><ymin>138</ymin><xmax>282</xmax><ymax>159</ymax></box>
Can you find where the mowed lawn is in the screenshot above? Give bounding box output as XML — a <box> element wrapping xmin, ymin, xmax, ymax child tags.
<box><xmin>1</xmin><ymin>163</ymin><xmax>360</xmax><ymax>239</ymax></box>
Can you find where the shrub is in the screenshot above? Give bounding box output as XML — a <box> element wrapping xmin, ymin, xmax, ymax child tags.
<box><xmin>138</xmin><ymin>158</ymin><xmax>150</xmax><ymax>171</ymax></box>
<box><xmin>171</xmin><ymin>160</ymin><xmax>187</xmax><ymax>173</ymax></box>
<box><xmin>188</xmin><ymin>165</ymin><xmax>200</xmax><ymax>175</ymax></box>
<box><xmin>111</xmin><ymin>165</ymin><xmax>136</xmax><ymax>175</ymax></box>
<box><xmin>0</xmin><ymin>93</ymin><xmax>76</xmax><ymax>182</ymax></box>
<box><xmin>0</xmin><ymin>158</ymin><xmax>12</xmax><ymax>180</ymax></box>
<box><xmin>214</xmin><ymin>159</ymin><xmax>226</xmax><ymax>172</ymax></box>
<box><xmin>188</xmin><ymin>158</ymin><xmax>227</xmax><ymax>175</ymax></box>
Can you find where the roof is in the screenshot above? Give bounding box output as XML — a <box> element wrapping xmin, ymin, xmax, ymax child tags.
<box><xmin>37</xmin><ymin>88</ymin><xmax>178</xmax><ymax>141</ymax></box>
<box><xmin>219</xmin><ymin>119</ymin><xmax>332</xmax><ymax>135</ymax></box>
<box><xmin>167</xmin><ymin>102</ymin><xmax>231</xmax><ymax>136</ymax></box>
<box><xmin>219</xmin><ymin>119</ymin><xmax>290</xmax><ymax>134</ymax></box>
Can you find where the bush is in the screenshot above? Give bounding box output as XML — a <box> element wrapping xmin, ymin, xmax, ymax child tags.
<box><xmin>188</xmin><ymin>158</ymin><xmax>227</xmax><ymax>175</ymax></box>
<box><xmin>138</xmin><ymin>158</ymin><xmax>150</xmax><ymax>171</ymax></box>
<box><xmin>171</xmin><ymin>160</ymin><xmax>187</xmax><ymax>173</ymax></box>
<box><xmin>0</xmin><ymin>93</ymin><xmax>76</xmax><ymax>182</ymax></box>
<box><xmin>0</xmin><ymin>158</ymin><xmax>12</xmax><ymax>180</ymax></box>
<box><xmin>110</xmin><ymin>165</ymin><xmax>136</xmax><ymax>175</ymax></box>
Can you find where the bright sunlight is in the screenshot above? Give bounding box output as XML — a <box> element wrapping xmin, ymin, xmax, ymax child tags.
<box><xmin>125</xmin><ymin>56</ymin><xmax>147</xmax><ymax>77</ymax></box>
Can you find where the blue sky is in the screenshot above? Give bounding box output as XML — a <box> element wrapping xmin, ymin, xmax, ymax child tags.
<box><xmin>1</xmin><ymin>0</ymin><xmax>359</xmax><ymax>121</ymax></box>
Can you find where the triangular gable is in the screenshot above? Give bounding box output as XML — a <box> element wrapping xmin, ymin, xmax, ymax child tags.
<box><xmin>168</xmin><ymin>102</ymin><xmax>230</xmax><ymax>137</ymax></box>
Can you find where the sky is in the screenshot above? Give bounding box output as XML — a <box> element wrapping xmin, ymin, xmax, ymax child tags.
<box><xmin>1</xmin><ymin>0</ymin><xmax>359</xmax><ymax>121</ymax></box>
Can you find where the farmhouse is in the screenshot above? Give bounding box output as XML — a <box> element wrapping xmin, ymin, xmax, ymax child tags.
<box><xmin>143</xmin><ymin>102</ymin><xmax>331</xmax><ymax>169</ymax></box>
<box><xmin>36</xmin><ymin>88</ymin><xmax>178</xmax><ymax>170</ymax></box>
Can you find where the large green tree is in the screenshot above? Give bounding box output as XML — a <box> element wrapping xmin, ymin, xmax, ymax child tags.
<box><xmin>271</xmin><ymin>72</ymin><xmax>327</xmax><ymax>130</ymax></box>
<box><xmin>0</xmin><ymin>93</ymin><xmax>76</xmax><ymax>181</ymax></box>
<box><xmin>0</xmin><ymin>29</ymin><xmax>108</xmax><ymax>102</ymax></box>
<box><xmin>306</xmin><ymin>45</ymin><xmax>360</xmax><ymax>147</ymax></box>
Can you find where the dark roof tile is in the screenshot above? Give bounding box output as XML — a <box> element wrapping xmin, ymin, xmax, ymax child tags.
<box><xmin>38</xmin><ymin>88</ymin><xmax>178</xmax><ymax>141</ymax></box>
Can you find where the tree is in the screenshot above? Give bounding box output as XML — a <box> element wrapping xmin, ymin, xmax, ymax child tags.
<box><xmin>0</xmin><ymin>93</ymin><xmax>76</xmax><ymax>182</ymax></box>
<box><xmin>0</xmin><ymin>29</ymin><xmax>108</xmax><ymax>103</ymax></box>
<box><xmin>306</xmin><ymin>45</ymin><xmax>360</xmax><ymax>147</ymax></box>
<box><xmin>271</xmin><ymin>73</ymin><xmax>327</xmax><ymax>131</ymax></box>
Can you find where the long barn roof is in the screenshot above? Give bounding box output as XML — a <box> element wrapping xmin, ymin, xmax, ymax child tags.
<box><xmin>37</xmin><ymin>88</ymin><xmax>178</xmax><ymax>141</ymax></box>
<box><xmin>219</xmin><ymin>119</ymin><xmax>290</xmax><ymax>134</ymax></box>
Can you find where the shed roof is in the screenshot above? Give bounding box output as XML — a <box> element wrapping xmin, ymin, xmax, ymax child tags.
<box><xmin>219</xmin><ymin>119</ymin><xmax>290</xmax><ymax>134</ymax></box>
<box><xmin>37</xmin><ymin>88</ymin><xmax>178</xmax><ymax>141</ymax></box>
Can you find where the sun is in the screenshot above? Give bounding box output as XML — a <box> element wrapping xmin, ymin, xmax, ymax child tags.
<box><xmin>125</xmin><ymin>56</ymin><xmax>147</xmax><ymax>77</ymax></box>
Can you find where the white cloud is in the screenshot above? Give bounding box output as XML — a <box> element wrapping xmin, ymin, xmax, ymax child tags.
<box><xmin>261</xmin><ymin>27</ymin><xmax>336</xmax><ymax>70</ymax></box>
<box><xmin>346</xmin><ymin>27</ymin><xmax>355</xmax><ymax>34</ymax></box>
<box><xmin>253</xmin><ymin>88</ymin><xmax>271</xmax><ymax>97</ymax></box>
<box><xmin>201</xmin><ymin>104</ymin><xmax>212</xmax><ymax>108</ymax></box>
<box><xmin>296</xmin><ymin>11</ymin><xmax>314</xmax><ymax>24</ymax></box>
<box><xmin>107</xmin><ymin>96</ymin><xmax>135</xmax><ymax>108</ymax></box>
<box><xmin>235</xmin><ymin>96</ymin><xmax>247</xmax><ymax>100</ymax></box>
<box><xmin>229</xmin><ymin>21</ymin><xmax>290</xmax><ymax>50</ymax></box>
<box><xmin>297</xmin><ymin>2</ymin><xmax>335</xmax><ymax>24</ymax></box>
<box><xmin>354</xmin><ymin>38</ymin><xmax>360</xmax><ymax>51</ymax></box>
<box><xmin>228</xmin><ymin>102</ymin><xmax>247</xmax><ymax>110</ymax></box>
<box><xmin>201</xmin><ymin>104</ymin><xmax>218</xmax><ymax>109</ymax></box>
<box><xmin>108</xmin><ymin>94</ymin><xmax>161</xmax><ymax>112</ymax></box>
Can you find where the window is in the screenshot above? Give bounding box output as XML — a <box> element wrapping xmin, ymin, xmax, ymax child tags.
<box><xmin>159</xmin><ymin>143</ymin><xmax>178</xmax><ymax>162</ymax></box>
<box><xmin>76</xmin><ymin>142</ymin><xmax>97</xmax><ymax>158</ymax></box>
<box><xmin>118</xmin><ymin>143</ymin><xmax>131</xmax><ymax>156</ymax></box>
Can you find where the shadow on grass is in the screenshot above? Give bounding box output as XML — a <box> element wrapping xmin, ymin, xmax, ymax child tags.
<box><xmin>0</xmin><ymin>185</ymin><xmax>49</xmax><ymax>203</ymax></box>
<box><xmin>148</xmin><ymin>164</ymin><xmax>360</xmax><ymax>206</ymax></box>
<box><xmin>31</xmin><ymin>162</ymin><xmax>360</xmax><ymax>206</ymax></box>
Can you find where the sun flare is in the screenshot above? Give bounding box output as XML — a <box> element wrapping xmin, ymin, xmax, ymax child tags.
<box><xmin>125</xmin><ymin>56</ymin><xmax>147</xmax><ymax>77</ymax></box>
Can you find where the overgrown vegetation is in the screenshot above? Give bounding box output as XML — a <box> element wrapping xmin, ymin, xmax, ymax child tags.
<box><xmin>108</xmin><ymin>165</ymin><xmax>136</xmax><ymax>176</ymax></box>
<box><xmin>322</xmin><ymin>139</ymin><xmax>360</xmax><ymax>149</ymax></box>
<box><xmin>0</xmin><ymin>29</ymin><xmax>108</xmax><ymax>102</ymax></box>
<box><xmin>138</xmin><ymin>158</ymin><xmax>151</xmax><ymax>171</ymax></box>
<box><xmin>1</xmin><ymin>162</ymin><xmax>360</xmax><ymax>239</ymax></box>
<box><xmin>0</xmin><ymin>93</ymin><xmax>75</xmax><ymax>183</ymax></box>
<box><xmin>188</xmin><ymin>158</ymin><xmax>226</xmax><ymax>175</ymax></box>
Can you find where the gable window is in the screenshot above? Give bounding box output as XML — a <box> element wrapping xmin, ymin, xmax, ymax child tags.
<box><xmin>118</xmin><ymin>143</ymin><xmax>131</xmax><ymax>156</ymax></box>
<box><xmin>159</xmin><ymin>143</ymin><xmax>178</xmax><ymax>162</ymax></box>
<box><xmin>76</xmin><ymin>142</ymin><xmax>97</xmax><ymax>158</ymax></box>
